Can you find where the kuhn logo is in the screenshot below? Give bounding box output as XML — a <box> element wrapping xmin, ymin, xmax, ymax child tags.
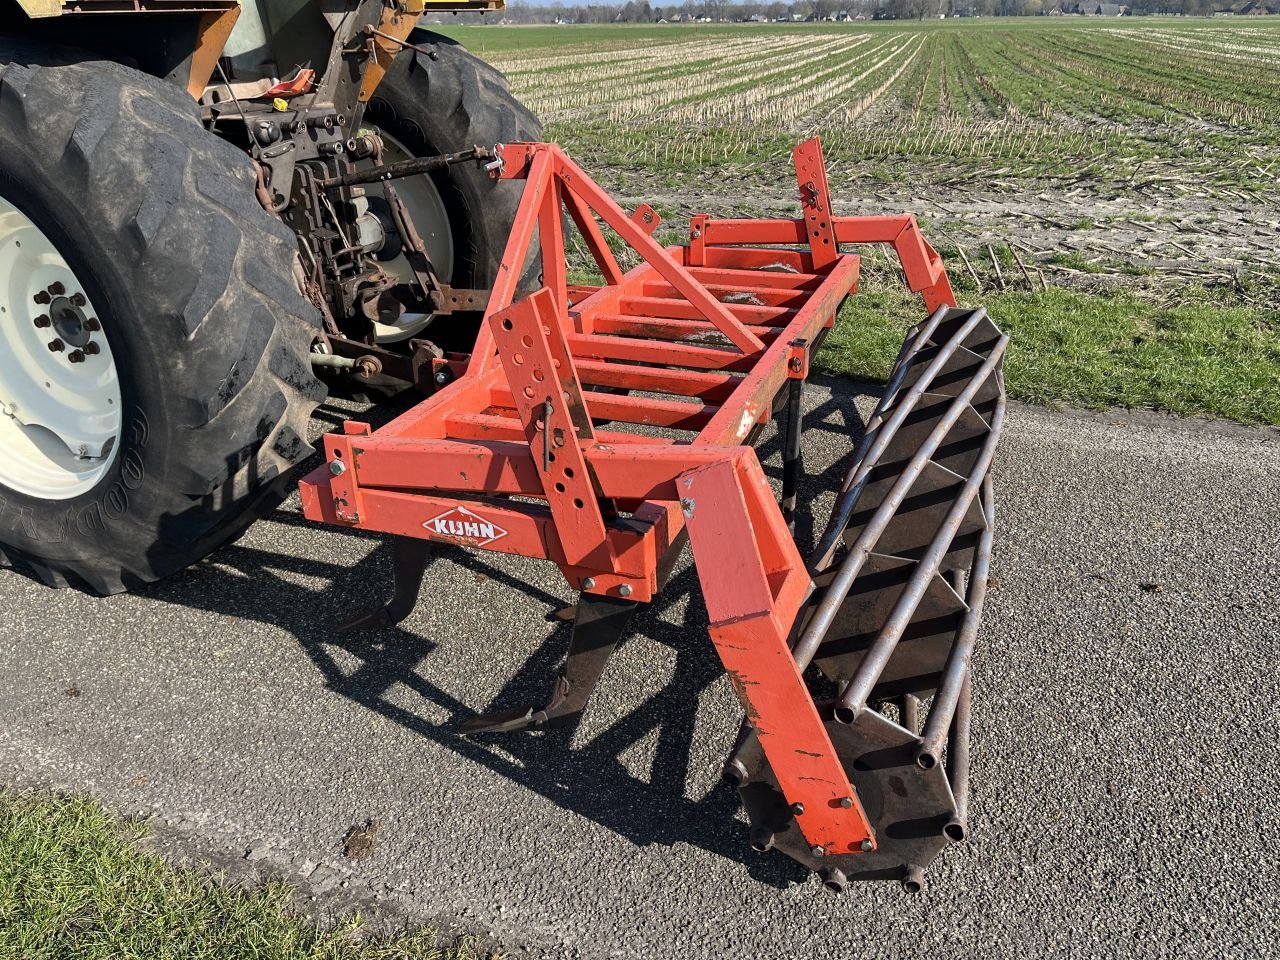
<box><xmin>423</xmin><ymin>505</ymin><xmax>508</xmax><ymax>547</ymax></box>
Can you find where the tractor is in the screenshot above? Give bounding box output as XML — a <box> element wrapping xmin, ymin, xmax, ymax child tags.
<box><xmin>0</xmin><ymin>0</ymin><xmax>534</xmax><ymax>591</ymax></box>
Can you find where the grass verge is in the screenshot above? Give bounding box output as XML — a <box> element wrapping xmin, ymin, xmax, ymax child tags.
<box><xmin>0</xmin><ymin>790</ymin><xmax>483</xmax><ymax>960</ymax></box>
<box><xmin>818</xmin><ymin>286</ymin><xmax>1280</xmax><ymax>426</ymax></box>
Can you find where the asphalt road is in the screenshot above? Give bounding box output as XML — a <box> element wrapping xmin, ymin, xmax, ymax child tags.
<box><xmin>2</xmin><ymin>382</ymin><xmax>1277</xmax><ymax>959</ymax></box>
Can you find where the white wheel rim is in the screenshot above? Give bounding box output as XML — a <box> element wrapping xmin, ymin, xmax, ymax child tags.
<box><xmin>0</xmin><ymin>195</ymin><xmax>122</xmax><ymax>500</ymax></box>
<box><xmin>359</xmin><ymin>126</ymin><xmax>455</xmax><ymax>343</ymax></box>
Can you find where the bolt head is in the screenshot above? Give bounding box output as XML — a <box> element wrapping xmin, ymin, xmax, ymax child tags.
<box><xmin>618</xmin><ymin>584</ymin><xmax>632</xmax><ymax>598</ymax></box>
<box><xmin>47</xmin><ymin>281</ymin><xmax>65</xmax><ymax>296</ymax></box>
<box><xmin>69</xmin><ymin>292</ymin><xmax>86</xmax><ymax>307</ymax></box>
<box><xmin>83</xmin><ymin>342</ymin><xmax>100</xmax><ymax>355</ymax></box>
<box><xmin>33</xmin><ymin>291</ymin><xmax>51</xmax><ymax>305</ymax></box>
<box><xmin>860</xmin><ymin>839</ymin><xmax>874</xmax><ymax>852</ymax></box>
<box><xmin>47</xmin><ymin>339</ymin><xmax>64</xmax><ymax>352</ymax></box>
<box><xmin>328</xmin><ymin>459</ymin><xmax>346</xmax><ymax>476</ymax></box>
<box><xmin>789</xmin><ymin>802</ymin><xmax>805</xmax><ymax>816</ymax></box>
<box><xmin>67</xmin><ymin>350</ymin><xmax>85</xmax><ymax>363</ymax></box>
<box><xmin>84</xmin><ymin>318</ymin><xmax>101</xmax><ymax>332</ymax></box>
<box><xmin>839</xmin><ymin>797</ymin><xmax>853</xmax><ymax>809</ymax></box>
<box><xmin>811</xmin><ymin>845</ymin><xmax>825</xmax><ymax>858</ymax></box>
<box><xmin>33</xmin><ymin>314</ymin><xmax>50</xmax><ymax>328</ymax></box>
<box><xmin>582</xmin><ymin>577</ymin><xmax>596</xmax><ymax>590</ymax></box>
<box><xmin>434</xmin><ymin>370</ymin><xmax>450</xmax><ymax>385</ymax></box>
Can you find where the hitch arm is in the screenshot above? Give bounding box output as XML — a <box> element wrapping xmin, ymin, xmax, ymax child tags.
<box><xmin>317</xmin><ymin>146</ymin><xmax>495</xmax><ymax>190</ymax></box>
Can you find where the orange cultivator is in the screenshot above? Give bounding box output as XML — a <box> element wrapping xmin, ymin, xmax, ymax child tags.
<box><xmin>301</xmin><ymin>138</ymin><xmax>1006</xmax><ymax>892</ymax></box>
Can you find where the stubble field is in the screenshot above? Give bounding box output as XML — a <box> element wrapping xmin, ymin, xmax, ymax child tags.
<box><xmin>442</xmin><ymin>20</ymin><xmax>1280</xmax><ymax>423</ymax></box>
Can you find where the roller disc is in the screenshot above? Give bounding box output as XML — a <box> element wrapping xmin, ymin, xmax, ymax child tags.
<box><xmin>736</xmin><ymin>706</ymin><xmax>959</xmax><ymax>889</ymax></box>
<box><xmin>723</xmin><ymin>306</ymin><xmax>1005</xmax><ymax>892</ymax></box>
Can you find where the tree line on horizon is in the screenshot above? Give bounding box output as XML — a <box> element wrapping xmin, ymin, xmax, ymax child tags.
<box><xmin>438</xmin><ymin>0</ymin><xmax>1226</xmax><ymax>23</ymax></box>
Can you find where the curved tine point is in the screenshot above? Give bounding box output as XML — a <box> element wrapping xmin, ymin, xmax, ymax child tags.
<box><xmin>461</xmin><ymin>706</ymin><xmax>542</xmax><ymax>735</ymax></box>
<box><xmin>335</xmin><ymin>607</ymin><xmax>395</xmax><ymax>634</ymax></box>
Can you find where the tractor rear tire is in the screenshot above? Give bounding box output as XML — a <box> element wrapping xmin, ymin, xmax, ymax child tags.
<box><xmin>366</xmin><ymin>31</ymin><xmax>543</xmax><ymax>347</ymax></box>
<box><xmin>0</xmin><ymin>47</ymin><xmax>325</xmax><ymax>594</ymax></box>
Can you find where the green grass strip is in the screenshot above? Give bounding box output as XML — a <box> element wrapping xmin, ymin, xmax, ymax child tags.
<box><xmin>0</xmin><ymin>791</ymin><xmax>483</xmax><ymax>960</ymax></box>
<box><xmin>818</xmin><ymin>286</ymin><xmax>1280</xmax><ymax>426</ymax></box>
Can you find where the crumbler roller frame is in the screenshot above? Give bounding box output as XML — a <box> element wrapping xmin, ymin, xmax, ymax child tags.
<box><xmin>300</xmin><ymin>138</ymin><xmax>1006</xmax><ymax>891</ymax></box>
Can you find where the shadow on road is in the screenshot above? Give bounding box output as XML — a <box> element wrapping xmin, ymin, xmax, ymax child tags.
<box><xmin>131</xmin><ymin>378</ymin><xmax>874</xmax><ymax>889</ymax></box>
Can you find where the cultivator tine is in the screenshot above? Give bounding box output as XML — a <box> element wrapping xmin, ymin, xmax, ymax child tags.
<box><xmin>463</xmin><ymin>592</ymin><xmax>638</xmax><ymax>734</ymax></box>
<box><xmin>464</xmin><ymin>535</ymin><xmax>687</xmax><ymax>734</ymax></box>
<box><xmin>336</xmin><ymin>536</ymin><xmax>432</xmax><ymax>633</ymax></box>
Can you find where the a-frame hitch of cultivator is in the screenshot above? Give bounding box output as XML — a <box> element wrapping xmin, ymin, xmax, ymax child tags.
<box><xmin>300</xmin><ymin>138</ymin><xmax>1006</xmax><ymax>892</ymax></box>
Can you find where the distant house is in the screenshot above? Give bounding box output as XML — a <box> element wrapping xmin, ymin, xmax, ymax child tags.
<box><xmin>1071</xmin><ymin>0</ymin><xmax>1129</xmax><ymax>12</ymax></box>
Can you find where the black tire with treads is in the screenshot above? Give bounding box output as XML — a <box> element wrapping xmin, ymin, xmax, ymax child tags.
<box><xmin>0</xmin><ymin>43</ymin><xmax>325</xmax><ymax>595</ymax></box>
<box><xmin>367</xmin><ymin>30</ymin><xmax>543</xmax><ymax>328</ymax></box>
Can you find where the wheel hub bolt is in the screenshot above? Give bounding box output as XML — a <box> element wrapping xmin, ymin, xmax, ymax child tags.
<box><xmin>69</xmin><ymin>292</ymin><xmax>86</xmax><ymax>307</ymax></box>
<box><xmin>33</xmin><ymin>290</ymin><xmax>51</xmax><ymax>305</ymax></box>
<box><xmin>47</xmin><ymin>281</ymin><xmax>65</xmax><ymax>296</ymax></box>
<box><xmin>83</xmin><ymin>342</ymin><xmax>100</xmax><ymax>356</ymax></box>
<box><xmin>68</xmin><ymin>350</ymin><xmax>85</xmax><ymax>364</ymax></box>
<box><xmin>47</xmin><ymin>339</ymin><xmax>64</xmax><ymax>352</ymax></box>
<box><xmin>33</xmin><ymin>314</ymin><xmax>51</xmax><ymax>328</ymax></box>
<box><xmin>84</xmin><ymin>318</ymin><xmax>100</xmax><ymax>332</ymax></box>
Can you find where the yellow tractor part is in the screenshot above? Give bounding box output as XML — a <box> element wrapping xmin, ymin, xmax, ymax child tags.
<box><xmin>9</xmin><ymin>0</ymin><xmax>506</xmax><ymax>100</ymax></box>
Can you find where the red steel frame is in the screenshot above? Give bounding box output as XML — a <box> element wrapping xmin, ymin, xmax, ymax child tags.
<box><xmin>300</xmin><ymin>138</ymin><xmax>956</xmax><ymax>857</ymax></box>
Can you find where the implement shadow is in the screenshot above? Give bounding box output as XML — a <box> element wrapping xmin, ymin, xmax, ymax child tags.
<box><xmin>143</xmin><ymin>380</ymin><xmax>871</xmax><ymax>889</ymax></box>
